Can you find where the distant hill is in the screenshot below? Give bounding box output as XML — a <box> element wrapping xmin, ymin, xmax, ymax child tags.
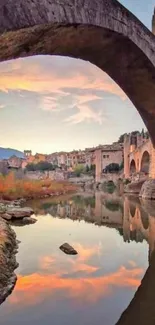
<box><xmin>0</xmin><ymin>147</ymin><xmax>24</xmax><ymax>159</ymax></box>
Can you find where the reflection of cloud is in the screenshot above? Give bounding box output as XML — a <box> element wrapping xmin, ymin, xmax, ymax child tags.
<box><xmin>39</xmin><ymin>255</ymin><xmax>55</xmax><ymax>270</ymax></box>
<box><xmin>0</xmin><ymin>56</ymin><xmax>126</xmax><ymax>124</ymax></box>
<box><xmin>74</xmin><ymin>243</ymin><xmax>102</xmax><ymax>262</ymax></box>
<box><xmin>9</xmin><ymin>242</ymin><xmax>143</xmax><ymax>309</ymax></box>
<box><xmin>39</xmin><ymin>243</ymin><xmax>101</xmax><ymax>274</ymax></box>
<box><xmin>9</xmin><ymin>266</ymin><xmax>143</xmax><ymax>307</ymax></box>
<box><xmin>128</xmin><ymin>260</ymin><xmax>137</xmax><ymax>268</ymax></box>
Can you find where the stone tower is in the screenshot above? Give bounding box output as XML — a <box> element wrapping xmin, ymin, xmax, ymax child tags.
<box><xmin>24</xmin><ymin>150</ymin><xmax>32</xmax><ymax>158</ymax></box>
<box><xmin>152</xmin><ymin>8</ymin><xmax>155</xmax><ymax>34</ymax></box>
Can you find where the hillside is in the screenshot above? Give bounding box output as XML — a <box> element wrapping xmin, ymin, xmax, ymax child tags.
<box><xmin>0</xmin><ymin>147</ymin><xmax>24</xmax><ymax>159</ymax></box>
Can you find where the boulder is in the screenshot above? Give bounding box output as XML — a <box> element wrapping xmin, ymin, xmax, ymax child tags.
<box><xmin>59</xmin><ymin>243</ymin><xmax>78</xmax><ymax>255</ymax></box>
<box><xmin>124</xmin><ymin>180</ymin><xmax>145</xmax><ymax>194</ymax></box>
<box><xmin>23</xmin><ymin>217</ymin><xmax>37</xmax><ymax>224</ymax></box>
<box><xmin>140</xmin><ymin>179</ymin><xmax>155</xmax><ymax>200</ymax></box>
<box><xmin>10</xmin><ymin>217</ymin><xmax>37</xmax><ymax>226</ymax></box>
<box><xmin>1</xmin><ymin>213</ymin><xmax>12</xmax><ymax>221</ymax></box>
<box><xmin>6</xmin><ymin>207</ymin><xmax>34</xmax><ymax>219</ymax></box>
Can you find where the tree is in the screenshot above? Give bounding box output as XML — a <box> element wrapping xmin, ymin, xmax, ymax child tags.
<box><xmin>26</xmin><ymin>161</ymin><xmax>56</xmax><ymax>172</ymax></box>
<box><xmin>85</xmin><ymin>165</ymin><xmax>90</xmax><ymax>173</ymax></box>
<box><xmin>118</xmin><ymin>133</ymin><xmax>127</xmax><ymax>143</ymax></box>
<box><xmin>118</xmin><ymin>130</ymin><xmax>141</xmax><ymax>143</ymax></box>
<box><xmin>74</xmin><ymin>164</ymin><xmax>85</xmax><ymax>177</ymax></box>
<box><xmin>104</xmin><ymin>163</ymin><xmax>120</xmax><ymax>173</ymax></box>
<box><xmin>90</xmin><ymin>164</ymin><xmax>96</xmax><ymax>171</ymax></box>
<box><xmin>119</xmin><ymin>160</ymin><xmax>124</xmax><ymax>171</ymax></box>
<box><xmin>141</xmin><ymin>128</ymin><xmax>145</xmax><ymax>138</ymax></box>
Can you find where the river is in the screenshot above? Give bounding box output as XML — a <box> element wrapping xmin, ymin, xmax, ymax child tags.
<box><xmin>0</xmin><ymin>190</ymin><xmax>154</xmax><ymax>325</ymax></box>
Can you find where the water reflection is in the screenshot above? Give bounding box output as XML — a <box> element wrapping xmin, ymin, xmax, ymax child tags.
<box><xmin>1</xmin><ymin>192</ymin><xmax>155</xmax><ymax>325</ymax></box>
<box><xmin>30</xmin><ymin>192</ymin><xmax>155</xmax><ymax>259</ymax></box>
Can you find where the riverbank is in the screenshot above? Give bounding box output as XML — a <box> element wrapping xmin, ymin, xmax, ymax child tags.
<box><xmin>0</xmin><ymin>175</ymin><xmax>78</xmax><ymax>303</ymax></box>
<box><xmin>0</xmin><ymin>173</ymin><xmax>77</xmax><ymax>201</ymax></box>
<box><xmin>0</xmin><ymin>218</ymin><xmax>18</xmax><ymax>304</ymax></box>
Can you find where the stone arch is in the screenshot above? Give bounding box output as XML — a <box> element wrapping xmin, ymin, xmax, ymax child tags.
<box><xmin>140</xmin><ymin>150</ymin><xmax>150</xmax><ymax>174</ymax></box>
<box><xmin>130</xmin><ymin>159</ymin><xmax>136</xmax><ymax>174</ymax></box>
<box><xmin>0</xmin><ymin>1</ymin><xmax>155</xmax><ymax>144</ymax></box>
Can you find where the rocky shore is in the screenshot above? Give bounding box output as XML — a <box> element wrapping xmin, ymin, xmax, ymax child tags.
<box><xmin>0</xmin><ymin>199</ymin><xmax>36</xmax><ymax>224</ymax></box>
<box><xmin>0</xmin><ymin>198</ymin><xmax>37</xmax><ymax>304</ymax></box>
<box><xmin>0</xmin><ymin>218</ymin><xmax>18</xmax><ymax>304</ymax></box>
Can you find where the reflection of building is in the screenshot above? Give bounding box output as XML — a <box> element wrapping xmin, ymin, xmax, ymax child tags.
<box><xmin>39</xmin><ymin>193</ymin><xmax>155</xmax><ymax>260</ymax></box>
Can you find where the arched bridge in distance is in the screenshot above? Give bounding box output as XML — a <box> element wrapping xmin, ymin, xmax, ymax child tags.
<box><xmin>1</xmin><ymin>1</ymin><xmax>155</xmax><ymax>325</ymax></box>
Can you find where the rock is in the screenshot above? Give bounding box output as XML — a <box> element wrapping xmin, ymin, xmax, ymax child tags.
<box><xmin>6</xmin><ymin>207</ymin><xmax>34</xmax><ymax>219</ymax></box>
<box><xmin>23</xmin><ymin>217</ymin><xmax>37</xmax><ymax>224</ymax></box>
<box><xmin>124</xmin><ymin>180</ymin><xmax>145</xmax><ymax>194</ymax></box>
<box><xmin>0</xmin><ymin>218</ymin><xmax>18</xmax><ymax>304</ymax></box>
<box><xmin>1</xmin><ymin>213</ymin><xmax>12</xmax><ymax>221</ymax></box>
<box><xmin>140</xmin><ymin>179</ymin><xmax>155</xmax><ymax>200</ymax></box>
<box><xmin>10</xmin><ymin>217</ymin><xmax>37</xmax><ymax>227</ymax></box>
<box><xmin>59</xmin><ymin>243</ymin><xmax>78</xmax><ymax>255</ymax></box>
<box><xmin>0</xmin><ymin>204</ymin><xmax>7</xmax><ymax>214</ymax></box>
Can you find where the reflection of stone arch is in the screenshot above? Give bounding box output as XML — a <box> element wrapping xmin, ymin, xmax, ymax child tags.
<box><xmin>139</xmin><ymin>206</ymin><xmax>149</xmax><ymax>230</ymax></box>
<box><xmin>140</xmin><ymin>151</ymin><xmax>150</xmax><ymax>174</ymax></box>
<box><xmin>129</xmin><ymin>203</ymin><xmax>136</xmax><ymax>218</ymax></box>
<box><xmin>130</xmin><ymin>159</ymin><xmax>136</xmax><ymax>174</ymax></box>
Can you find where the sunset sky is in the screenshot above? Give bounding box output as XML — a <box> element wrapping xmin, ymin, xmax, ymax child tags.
<box><xmin>0</xmin><ymin>0</ymin><xmax>154</xmax><ymax>154</ymax></box>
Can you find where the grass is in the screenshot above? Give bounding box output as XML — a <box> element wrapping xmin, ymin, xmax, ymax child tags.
<box><xmin>0</xmin><ymin>172</ymin><xmax>77</xmax><ymax>201</ymax></box>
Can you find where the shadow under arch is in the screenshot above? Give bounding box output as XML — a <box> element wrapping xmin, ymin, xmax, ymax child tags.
<box><xmin>116</xmin><ymin>250</ymin><xmax>155</xmax><ymax>325</ymax></box>
<box><xmin>139</xmin><ymin>206</ymin><xmax>149</xmax><ymax>230</ymax></box>
<box><xmin>130</xmin><ymin>159</ymin><xmax>136</xmax><ymax>174</ymax></box>
<box><xmin>129</xmin><ymin>203</ymin><xmax>136</xmax><ymax>218</ymax></box>
<box><xmin>140</xmin><ymin>150</ymin><xmax>150</xmax><ymax>174</ymax></box>
<box><xmin>0</xmin><ymin>0</ymin><xmax>155</xmax><ymax>143</ymax></box>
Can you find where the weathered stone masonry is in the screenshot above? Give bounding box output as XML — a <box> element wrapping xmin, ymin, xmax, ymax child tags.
<box><xmin>0</xmin><ymin>0</ymin><xmax>155</xmax><ymax>143</ymax></box>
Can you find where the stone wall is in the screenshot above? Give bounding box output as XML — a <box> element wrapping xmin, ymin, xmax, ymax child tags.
<box><xmin>25</xmin><ymin>170</ymin><xmax>67</xmax><ymax>181</ymax></box>
<box><xmin>100</xmin><ymin>172</ymin><xmax>123</xmax><ymax>185</ymax></box>
<box><xmin>0</xmin><ymin>0</ymin><xmax>155</xmax><ymax>146</ymax></box>
<box><xmin>101</xmin><ymin>150</ymin><xmax>123</xmax><ymax>170</ymax></box>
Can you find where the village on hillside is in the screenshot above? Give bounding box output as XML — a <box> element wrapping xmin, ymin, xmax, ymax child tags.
<box><xmin>0</xmin><ymin>130</ymin><xmax>150</xmax><ymax>184</ymax></box>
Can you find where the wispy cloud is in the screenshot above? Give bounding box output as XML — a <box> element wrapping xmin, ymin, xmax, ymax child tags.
<box><xmin>0</xmin><ymin>56</ymin><xmax>127</xmax><ymax>124</ymax></box>
<box><xmin>65</xmin><ymin>103</ymin><xmax>106</xmax><ymax>125</ymax></box>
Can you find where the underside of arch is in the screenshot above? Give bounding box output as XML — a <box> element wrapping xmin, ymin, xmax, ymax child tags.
<box><xmin>0</xmin><ymin>22</ymin><xmax>155</xmax><ymax>145</ymax></box>
<box><xmin>140</xmin><ymin>151</ymin><xmax>150</xmax><ymax>174</ymax></box>
<box><xmin>130</xmin><ymin>159</ymin><xmax>136</xmax><ymax>174</ymax></box>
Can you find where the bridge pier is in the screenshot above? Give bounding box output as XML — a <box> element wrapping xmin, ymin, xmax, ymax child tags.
<box><xmin>140</xmin><ymin>145</ymin><xmax>155</xmax><ymax>199</ymax></box>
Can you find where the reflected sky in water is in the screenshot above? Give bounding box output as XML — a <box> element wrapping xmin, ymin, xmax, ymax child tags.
<box><xmin>0</xmin><ymin>192</ymin><xmax>152</xmax><ymax>325</ymax></box>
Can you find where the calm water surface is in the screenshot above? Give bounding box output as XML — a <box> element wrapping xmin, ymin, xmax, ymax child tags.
<box><xmin>1</xmin><ymin>190</ymin><xmax>154</xmax><ymax>325</ymax></box>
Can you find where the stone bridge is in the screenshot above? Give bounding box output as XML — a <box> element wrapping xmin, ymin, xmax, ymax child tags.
<box><xmin>0</xmin><ymin>0</ymin><xmax>155</xmax><ymax>143</ymax></box>
<box><xmin>124</xmin><ymin>134</ymin><xmax>154</xmax><ymax>179</ymax></box>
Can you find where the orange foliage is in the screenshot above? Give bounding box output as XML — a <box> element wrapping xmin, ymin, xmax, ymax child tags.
<box><xmin>0</xmin><ymin>172</ymin><xmax>77</xmax><ymax>200</ymax></box>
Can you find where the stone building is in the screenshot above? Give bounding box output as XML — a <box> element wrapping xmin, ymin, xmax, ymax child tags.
<box><xmin>7</xmin><ymin>155</ymin><xmax>23</xmax><ymax>169</ymax></box>
<box><xmin>24</xmin><ymin>150</ymin><xmax>32</xmax><ymax>158</ymax></box>
<box><xmin>95</xmin><ymin>144</ymin><xmax>123</xmax><ymax>182</ymax></box>
<box><xmin>25</xmin><ymin>152</ymin><xmax>47</xmax><ymax>165</ymax></box>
